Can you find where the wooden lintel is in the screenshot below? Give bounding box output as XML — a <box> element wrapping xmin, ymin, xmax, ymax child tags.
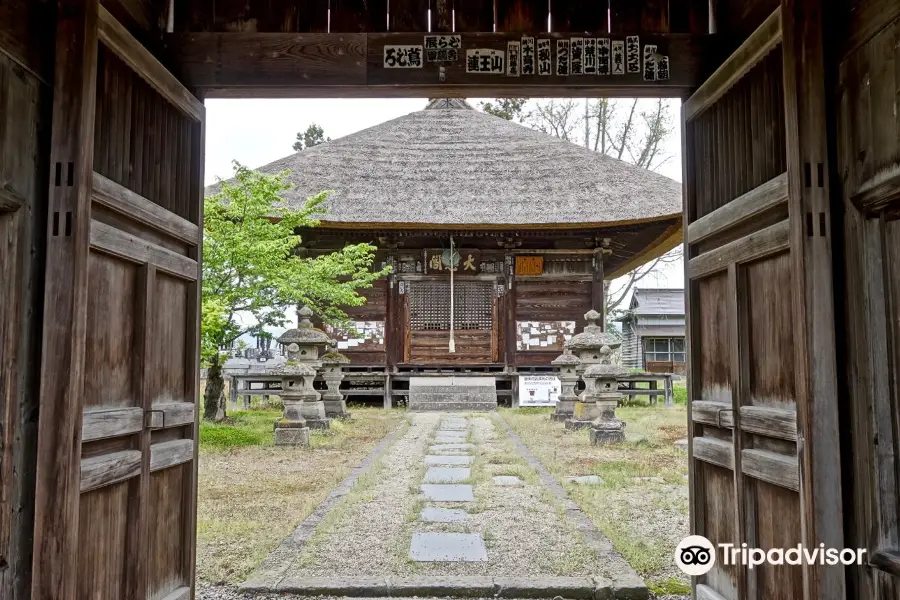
<box><xmin>149</xmin><ymin>439</ymin><xmax>194</xmax><ymax>472</ymax></box>
<box><xmin>82</xmin><ymin>407</ymin><xmax>144</xmax><ymax>441</ymax></box>
<box><xmin>688</xmin><ymin>172</ymin><xmax>789</xmax><ymax>243</ymax></box>
<box><xmin>0</xmin><ymin>187</ymin><xmax>26</xmax><ymax>213</ymax></box>
<box><xmin>80</xmin><ymin>450</ymin><xmax>142</xmax><ymax>493</ymax></box>
<box><xmin>91</xmin><ymin>172</ymin><xmax>199</xmax><ymax>244</ymax></box>
<box><xmin>851</xmin><ymin>167</ymin><xmax>900</xmax><ymax>216</ymax></box>
<box><xmin>98</xmin><ymin>6</ymin><xmax>203</xmax><ymax>121</ymax></box>
<box><xmin>692</xmin><ymin>437</ymin><xmax>735</xmax><ymax>470</ymax></box>
<box><xmin>683</xmin><ymin>7</ymin><xmax>781</xmax><ymax>121</ymax></box>
<box><xmin>741</xmin><ymin>448</ymin><xmax>800</xmax><ymax>491</ymax></box>
<box><xmin>90</xmin><ymin>219</ymin><xmax>198</xmax><ymax>280</ymax></box>
<box><xmin>870</xmin><ymin>549</ymin><xmax>900</xmax><ymax>578</ymax></box>
<box><xmin>148</xmin><ymin>401</ymin><xmax>196</xmax><ymax>429</ymax></box>
<box><xmin>165</xmin><ymin>31</ymin><xmax>717</xmax><ymax>98</ymax></box>
<box><xmin>688</xmin><ymin>219</ymin><xmax>790</xmax><ymax>279</ymax></box>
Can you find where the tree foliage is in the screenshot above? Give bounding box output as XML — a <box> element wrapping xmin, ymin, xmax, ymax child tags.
<box><xmin>292</xmin><ymin>123</ymin><xmax>330</xmax><ymax>151</ymax></box>
<box><xmin>201</xmin><ymin>162</ymin><xmax>389</xmax><ymax>418</ymax></box>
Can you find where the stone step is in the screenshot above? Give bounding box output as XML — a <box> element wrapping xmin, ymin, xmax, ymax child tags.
<box><xmin>408</xmin><ymin>376</ymin><xmax>498</xmax><ymax>412</ymax></box>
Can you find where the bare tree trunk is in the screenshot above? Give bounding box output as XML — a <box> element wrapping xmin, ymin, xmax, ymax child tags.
<box><xmin>204</xmin><ymin>356</ymin><xmax>225</xmax><ymax>420</ymax></box>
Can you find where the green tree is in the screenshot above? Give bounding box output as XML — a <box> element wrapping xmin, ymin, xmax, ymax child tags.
<box><xmin>293</xmin><ymin>123</ymin><xmax>330</xmax><ymax>151</ymax></box>
<box><xmin>478</xmin><ymin>98</ymin><xmax>528</xmax><ymax>122</ymax></box>
<box><xmin>202</xmin><ymin>162</ymin><xmax>388</xmax><ymax>420</ymax></box>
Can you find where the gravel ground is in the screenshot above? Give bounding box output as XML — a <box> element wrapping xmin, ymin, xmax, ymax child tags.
<box><xmin>262</xmin><ymin>413</ymin><xmax>631</xmax><ymax>579</ymax></box>
<box><xmin>196</xmin><ymin>583</ymin><xmax>688</xmax><ymax>600</ymax></box>
<box><xmin>288</xmin><ymin>413</ymin><xmax>441</xmax><ymax>575</ymax></box>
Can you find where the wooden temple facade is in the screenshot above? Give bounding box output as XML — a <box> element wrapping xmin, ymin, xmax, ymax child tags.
<box><xmin>212</xmin><ymin>98</ymin><xmax>683</xmax><ymax>403</ymax></box>
<box><xmin>2</xmin><ymin>0</ymin><xmax>900</xmax><ymax>599</ymax></box>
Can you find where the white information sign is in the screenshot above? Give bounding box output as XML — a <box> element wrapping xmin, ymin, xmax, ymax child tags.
<box><xmin>518</xmin><ymin>375</ymin><xmax>561</xmax><ymax>407</ymax></box>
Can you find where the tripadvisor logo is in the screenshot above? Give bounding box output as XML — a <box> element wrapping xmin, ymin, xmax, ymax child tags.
<box><xmin>675</xmin><ymin>536</ymin><xmax>868</xmax><ymax>576</ymax></box>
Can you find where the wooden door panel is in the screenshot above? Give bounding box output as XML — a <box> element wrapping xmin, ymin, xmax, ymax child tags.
<box><xmin>683</xmin><ymin>4</ymin><xmax>843</xmax><ymax>598</ymax></box>
<box><xmin>33</xmin><ymin>8</ymin><xmax>205</xmax><ymax>599</ymax></box>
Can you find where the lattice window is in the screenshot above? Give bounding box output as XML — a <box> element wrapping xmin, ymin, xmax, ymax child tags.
<box><xmin>409</xmin><ymin>281</ymin><xmax>493</xmax><ymax>330</ymax></box>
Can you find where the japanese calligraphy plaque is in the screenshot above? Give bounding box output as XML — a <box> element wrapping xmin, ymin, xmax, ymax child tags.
<box><xmin>515</xmin><ymin>256</ymin><xmax>544</xmax><ymax>276</ymax></box>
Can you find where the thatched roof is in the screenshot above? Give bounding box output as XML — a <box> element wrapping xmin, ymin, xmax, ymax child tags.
<box><xmin>208</xmin><ymin>99</ymin><xmax>682</xmax><ymax>229</ymax></box>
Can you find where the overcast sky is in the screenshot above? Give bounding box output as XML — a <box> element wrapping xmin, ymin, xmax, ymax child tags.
<box><xmin>204</xmin><ymin>97</ymin><xmax>685</xmax><ymax>332</ymax></box>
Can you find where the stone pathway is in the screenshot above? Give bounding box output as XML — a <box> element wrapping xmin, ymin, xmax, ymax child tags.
<box><xmin>242</xmin><ymin>412</ymin><xmax>647</xmax><ymax>599</ymax></box>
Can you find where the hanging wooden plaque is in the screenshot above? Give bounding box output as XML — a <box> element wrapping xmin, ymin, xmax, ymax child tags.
<box><xmin>515</xmin><ymin>256</ymin><xmax>544</xmax><ymax>276</ymax></box>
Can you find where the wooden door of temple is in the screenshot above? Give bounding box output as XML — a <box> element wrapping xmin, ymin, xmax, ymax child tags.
<box><xmin>403</xmin><ymin>280</ymin><xmax>499</xmax><ymax>365</ymax></box>
<box><xmin>682</xmin><ymin>4</ymin><xmax>843</xmax><ymax>600</ymax></box>
<box><xmin>30</xmin><ymin>3</ymin><xmax>206</xmax><ymax>599</ymax></box>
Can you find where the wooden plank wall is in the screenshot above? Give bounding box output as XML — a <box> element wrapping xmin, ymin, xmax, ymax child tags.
<box><xmin>26</xmin><ymin>4</ymin><xmax>206</xmax><ymax>598</ymax></box>
<box><xmin>682</xmin><ymin>7</ymin><xmax>828</xmax><ymax>598</ymax></box>
<box><xmin>0</xmin><ymin>49</ymin><xmax>51</xmax><ymax>600</ymax></box>
<box><xmin>74</xmin><ymin>37</ymin><xmax>203</xmax><ymax>600</ymax></box>
<box><xmin>176</xmin><ymin>0</ymin><xmax>710</xmax><ymax>33</ymax></box>
<box><xmin>834</xmin><ymin>3</ymin><xmax>900</xmax><ymax>596</ymax></box>
<box><xmin>514</xmin><ymin>278</ymin><xmax>590</xmax><ymax>366</ymax></box>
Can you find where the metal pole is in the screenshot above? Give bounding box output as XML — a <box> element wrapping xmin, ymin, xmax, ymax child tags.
<box><xmin>449</xmin><ymin>236</ymin><xmax>456</xmax><ymax>353</ymax></box>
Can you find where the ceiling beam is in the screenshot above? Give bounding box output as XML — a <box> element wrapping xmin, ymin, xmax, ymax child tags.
<box><xmin>164</xmin><ymin>31</ymin><xmax>719</xmax><ymax>98</ymax></box>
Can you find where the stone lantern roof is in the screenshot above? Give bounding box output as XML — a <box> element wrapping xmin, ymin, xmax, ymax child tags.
<box><xmin>584</xmin><ymin>363</ymin><xmax>629</xmax><ymax>378</ymax></box>
<box><xmin>322</xmin><ymin>352</ymin><xmax>351</xmax><ymax>365</ymax></box>
<box><xmin>277</xmin><ymin>306</ymin><xmax>333</xmax><ymax>346</ymax></box>
<box><xmin>551</xmin><ymin>351</ymin><xmax>581</xmax><ymax>367</ymax></box>
<box><xmin>269</xmin><ymin>362</ymin><xmax>318</xmax><ymax>377</ymax></box>
<box><xmin>565</xmin><ymin>310</ymin><xmax>621</xmax><ymax>351</ymax></box>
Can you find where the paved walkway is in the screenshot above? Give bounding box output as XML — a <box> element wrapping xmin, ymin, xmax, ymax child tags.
<box><xmin>242</xmin><ymin>413</ymin><xmax>646</xmax><ymax>598</ymax></box>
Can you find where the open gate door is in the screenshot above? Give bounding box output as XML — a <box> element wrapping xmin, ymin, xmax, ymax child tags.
<box><xmin>31</xmin><ymin>2</ymin><xmax>205</xmax><ymax>598</ymax></box>
<box><xmin>682</xmin><ymin>3</ymin><xmax>843</xmax><ymax>599</ymax></box>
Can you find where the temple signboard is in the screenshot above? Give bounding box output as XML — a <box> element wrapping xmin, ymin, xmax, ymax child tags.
<box><xmin>424</xmin><ymin>248</ymin><xmax>481</xmax><ymax>273</ymax></box>
<box><xmin>373</xmin><ymin>34</ymin><xmax>672</xmax><ymax>82</ymax></box>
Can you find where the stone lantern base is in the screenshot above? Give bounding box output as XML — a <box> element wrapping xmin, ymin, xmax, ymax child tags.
<box><xmin>564</xmin><ymin>400</ymin><xmax>601</xmax><ymax>430</ymax></box>
<box><xmin>551</xmin><ymin>398</ymin><xmax>577</xmax><ymax>422</ymax></box>
<box><xmin>323</xmin><ymin>396</ymin><xmax>351</xmax><ymax>420</ymax></box>
<box><xmin>274</xmin><ymin>420</ymin><xmax>310</xmax><ymax>446</ymax></box>
<box><xmin>589</xmin><ymin>421</ymin><xmax>626</xmax><ymax>444</ymax></box>
<box><xmin>300</xmin><ymin>400</ymin><xmax>332</xmax><ymax>429</ymax></box>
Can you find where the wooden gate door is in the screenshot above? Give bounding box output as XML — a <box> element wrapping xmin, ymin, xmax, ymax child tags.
<box><xmin>404</xmin><ymin>280</ymin><xmax>498</xmax><ymax>364</ymax></box>
<box><xmin>682</xmin><ymin>3</ymin><xmax>843</xmax><ymax>599</ymax></box>
<box><xmin>31</xmin><ymin>2</ymin><xmax>205</xmax><ymax>599</ymax></box>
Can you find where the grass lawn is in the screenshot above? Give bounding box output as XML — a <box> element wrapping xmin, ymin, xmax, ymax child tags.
<box><xmin>196</xmin><ymin>406</ymin><xmax>406</xmax><ymax>584</ymax></box>
<box><xmin>500</xmin><ymin>402</ymin><xmax>690</xmax><ymax>595</ymax></box>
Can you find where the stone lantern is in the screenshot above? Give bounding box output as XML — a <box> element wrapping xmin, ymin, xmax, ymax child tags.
<box><xmin>585</xmin><ymin>361</ymin><xmax>628</xmax><ymax>444</ymax></box>
<box><xmin>550</xmin><ymin>350</ymin><xmax>580</xmax><ymax>422</ymax></box>
<box><xmin>321</xmin><ymin>351</ymin><xmax>351</xmax><ymax>419</ymax></box>
<box><xmin>276</xmin><ymin>306</ymin><xmax>332</xmax><ymax>430</ymax></box>
<box><xmin>564</xmin><ymin>311</ymin><xmax>622</xmax><ymax>430</ymax></box>
<box><xmin>270</xmin><ymin>361</ymin><xmax>316</xmax><ymax>446</ymax></box>
<box><xmin>564</xmin><ymin>310</ymin><xmax>619</xmax><ymax>374</ymax></box>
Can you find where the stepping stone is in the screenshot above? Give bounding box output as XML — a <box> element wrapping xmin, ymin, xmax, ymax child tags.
<box><xmin>420</xmin><ymin>507</ymin><xmax>468</xmax><ymax>523</ymax></box>
<box><xmin>566</xmin><ymin>475</ymin><xmax>604</xmax><ymax>486</ymax></box>
<box><xmin>425</xmin><ymin>455</ymin><xmax>473</xmax><ymax>466</ymax></box>
<box><xmin>420</xmin><ymin>484</ymin><xmax>474</xmax><ymax>502</ymax></box>
<box><xmin>435</xmin><ymin>435</ymin><xmax>468</xmax><ymax>444</ymax></box>
<box><xmin>424</xmin><ymin>467</ymin><xmax>471</xmax><ymax>483</ymax></box>
<box><xmin>441</xmin><ymin>421</ymin><xmax>468</xmax><ymax>430</ymax></box>
<box><xmin>429</xmin><ymin>444</ymin><xmax>474</xmax><ymax>454</ymax></box>
<box><xmin>492</xmin><ymin>476</ymin><xmax>523</xmax><ymax>486</ymax></box>
<box><xmin>674</xmin><ymin>439</ymin><xmax>688</xmax><ymax>452</ymax></box>
<box><xmin>436</xmin><ymin>429</ymin><xmax>468</xmax><ymax>438</ymax></box>
<box><xmin>409</xmin><ymin>532</ymin><xmax>487</xmax><ymax>562</ymax></box>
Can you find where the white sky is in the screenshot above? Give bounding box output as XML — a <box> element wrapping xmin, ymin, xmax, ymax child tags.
<box><xmin>205</xmin><ymin>97</ymin><xmax>685</xmax><ymax>332</ymax></box>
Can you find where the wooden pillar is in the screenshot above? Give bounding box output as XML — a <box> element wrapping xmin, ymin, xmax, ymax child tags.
<box><xmin>781</xmin><ymin>0</ymin><xmax>845</xmax><ymax>597</ymax></box>
<box><xmin>591</xmin><ymin>249</ymin><xmax>605</xmax><ymax>329</ymax></box>
<box><xmin>504</xmin><ymin>254</ymin><xmax>516</xmax><ymax>370</ymax></box>
<box><xmin>31</xmin><ymin>0</ymin><xmax>99</xmax><ymax>597</ymax></box>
